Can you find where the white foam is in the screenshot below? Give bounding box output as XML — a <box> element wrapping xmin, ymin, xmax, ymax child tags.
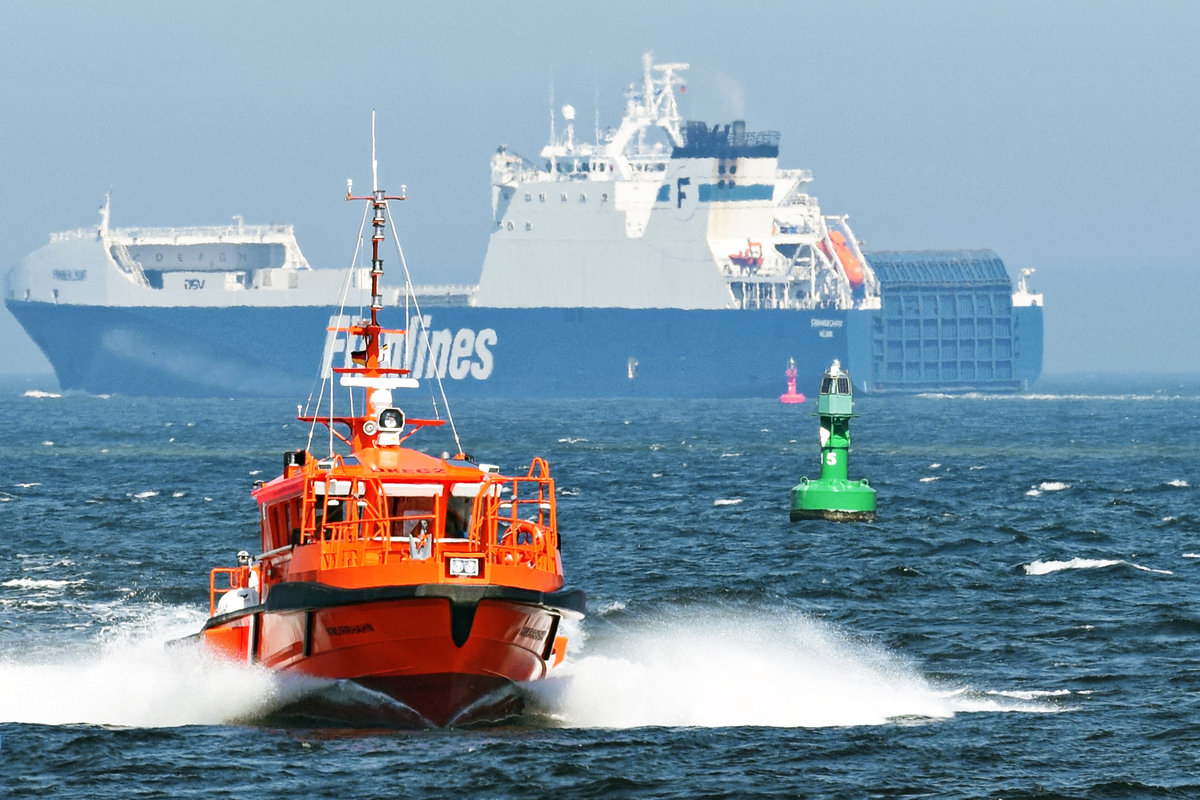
<box><xmin>130</xmin><ymin>491</ymin><xmax>160</xmax><ymax>500</ymax></box>
<box><xmin>2</xmin><ymin>577</ymin><xmax>83</xmax><ymax>591</ymax></box>
<box><xmin>919</xmin><ymin>476</ymin><xmax>941</xmax><ymax>483</ymax></box>
<box><xmin>0</xmin><ymin>607</ymin><xmax>304</xmax><ymax>728</ymax></box>
<box><xmin>23</xmin><ymin>390</ymin><xmax>61</xmax><ymax>399</ymax></box>
<box><xmin>1027</xmin><ymin>481</ymin><xmax>1071</xmax><ymax>497</ymax></box>
<box><xmin>15</xmin><ymin>483</ymin><xmax>41</xmax><ymax>488</ymax></box>
<box><xmin>1184</xmin><ymin>553</ymin><xmax>1200</xmax><ymax>559</ymax></box>
<box><xmin>525</xmin><ymin>609</ymin><xmax>1050</xmax><ymax>728</ymax></box>
<box><xmin>986</xmin><ymin>688</ymin><xmax>1071</xmax><ymax>701</ymax></box>
<box><xmin>947</xmin><ymin>692</ymin><xmax>1064</xmax><ymax>714</ymax></box>
<box><xmin>1025</xmin><ymin>558</ymin><xmax>1172</xmax><ymax>576</ymax></box>
<box><xmin>713</xmin><ymin>498</ymin><xmax>744</xmax><ymax>506</ymax></box>
<box><xmin>594</xmin><ymin>600</ymin><xmax>627</xmax><ymax>615</ymax></box>
<box><xmin>1166</xmin><ymin>479</ymin><xmax>1189</xmax><ymax>488</ymax></box>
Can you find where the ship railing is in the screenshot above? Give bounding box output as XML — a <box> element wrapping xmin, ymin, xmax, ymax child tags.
<box><xmin>50</xmin><ymin>228</ymin><xmax>99</xmax><ymax>244</ymax></box>
<box><xmin>305</xmin><ymin>468</ymin><xmax>558</xmax><ymax>574</ymax></box>
<box><xmin>310</xmin><ymin>509</ymin><xmax>558</xmax><ymax>574</ymax></box>
<box><xmin>313</xmin><ymin>504</ymin><xmax>444</xmax><ymax>569</ymax></box>
<box><xmin>113</xmin><ymin>222</ymin><xmax>299</xmax><ymax>242</ymax></box>
<box><xmin>207</xmin><ymin>565</ymin><xmax>262</xmax><ymax>616</ymax></box>
<box><xmin>471</xmin><ymin>458</ymin><xmax>559</xmax><ymax>572</ymax></box>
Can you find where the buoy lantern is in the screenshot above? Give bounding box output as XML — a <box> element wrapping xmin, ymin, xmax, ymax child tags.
<box><xmin>790</xmin><ymin>359</ymin><xmax>876</xmax><ymax>521</ymax></box>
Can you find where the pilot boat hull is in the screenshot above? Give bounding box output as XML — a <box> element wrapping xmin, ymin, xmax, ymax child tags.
<box><xmin>200</xmin><ymin>583</ymin><xmax>584</xmax><ymax>727</ymax></box>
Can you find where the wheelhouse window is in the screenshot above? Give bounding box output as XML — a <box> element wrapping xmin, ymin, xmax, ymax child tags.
<box><xmin>382</xmin><ymin>482</ymin><xmax>442</xmax><ymax>539</ymax></box>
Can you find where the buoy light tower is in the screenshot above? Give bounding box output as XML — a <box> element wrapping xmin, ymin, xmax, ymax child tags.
<box><xmin>779</xmin><ymin>357</ymin><xmax>806</xmax><ymax>404</ymax></box>
<box><xmin>790</xmin><ymin>360</ymin><xmax>876</xmax><ymax>522</ymax></box>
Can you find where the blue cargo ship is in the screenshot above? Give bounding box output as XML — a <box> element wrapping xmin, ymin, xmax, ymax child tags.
<box><xmin>4</xmin><ymin>54</ymin><xmax>1041</xmax><ymax>398</ymax></box>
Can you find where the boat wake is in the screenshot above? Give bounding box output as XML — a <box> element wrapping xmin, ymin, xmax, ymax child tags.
<box><xmin>524</xmin><ymin>607</ymin><xmax>1058</xmax><ymax>728</ymax></box>
<box><xmin>1</xmin><ymin>603</ymin><xmax>1062</xmax><ymax>730</ymax></box>
<box><xmin>0</xmin><ymin>607</ymin><xmax>307</xmax><ymax>728</ymax></box>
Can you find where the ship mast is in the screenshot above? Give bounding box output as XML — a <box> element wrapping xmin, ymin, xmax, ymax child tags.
<box><xmin>328</xmin><ymin>111</ymin><xmax>415</xmax><ymax>451</ymax></box>
<box><xmin>346</xmin><ymin>111</ymin><xmax>407</xmax><ymax>344</ymax></box>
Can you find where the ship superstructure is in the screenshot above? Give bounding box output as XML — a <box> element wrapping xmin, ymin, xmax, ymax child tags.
<box><xmin>475</xmin><ymin>53</ymin><xmax>879</xmax><ymax>313</ymax></box>
<box><xmin>10</xmin><ymin>194</ymin><xmax>357</xmax><ymax>308</ymax></box>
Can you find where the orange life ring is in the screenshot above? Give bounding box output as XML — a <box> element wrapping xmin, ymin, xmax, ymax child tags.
<box><xmin>506</xmin><ymin>520</ymin><xmax>545</xmax><ymax>564</ymax></box>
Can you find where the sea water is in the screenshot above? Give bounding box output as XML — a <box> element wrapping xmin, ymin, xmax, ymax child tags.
<box><xmin>1</xmin><ymin>376</ymin><xmax>1198</xmax><ymax>798</ymax></box>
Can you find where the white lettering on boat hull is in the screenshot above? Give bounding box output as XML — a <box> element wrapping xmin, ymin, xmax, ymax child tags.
<box><xmin>323</xmin><ymin>315</ymin><xmax>497</xmax><ymax>381</ymax></box>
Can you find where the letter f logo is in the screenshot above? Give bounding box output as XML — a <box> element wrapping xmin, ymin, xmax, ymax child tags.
<box><xmin>676</xmin><ymin>177</ymin><xmax>690</xmax><ymax>208</ymax></box>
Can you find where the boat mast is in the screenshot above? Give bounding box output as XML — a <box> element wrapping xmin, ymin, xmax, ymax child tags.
<box><xmin>345</xmin><ymin>110</ymin><xmax>407</xmax><ymax>368</ymax></box>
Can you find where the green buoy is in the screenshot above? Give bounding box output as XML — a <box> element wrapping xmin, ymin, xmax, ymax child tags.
<box><xmin>790</xmin><ymin>359</ymin><xmax>876</xmax><ymax>522</ymax></box>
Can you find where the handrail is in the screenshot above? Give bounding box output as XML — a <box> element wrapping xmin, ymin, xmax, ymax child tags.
<box><xmin>207</xmin><ymin>565</ymin><xmax>260</xmax><ymax>615</ymax></box>
<box><xmin>291</xmin><ymin>469</ymin><xmax>561</xmax><ymax>574</ymax></box>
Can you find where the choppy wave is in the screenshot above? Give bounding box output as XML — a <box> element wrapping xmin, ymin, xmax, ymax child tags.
<box><xmin>1025</xmin><ymin>558</ymin><xmax>1173</xmax><ymax>576</ymax></box>
<box><xmin>713</xmin><ymin>498</ymin><xmax>744</xmax><ymax>506</ymax></box>
<box><xmin>23</xmin><ymin>389</ymin><xmax>62</xmax><ymax>399</ymax></box>
<box><xmin>1027</xmin><ymin>481</ymin><xmax>1071</xmax><ymax>496</ymax></box>
<box><xmin>988</xmin><ymin>690</ymin><xmax>1075</xmax><ymax>700</ymax></box>
<box><xmin>1</xmin><ymin>577</ymin><xmax>84</xmax><ymax>591</ymax></box>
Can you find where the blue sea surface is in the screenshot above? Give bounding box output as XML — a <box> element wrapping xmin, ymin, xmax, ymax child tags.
<box><xmin>1</xmin><ymin>376</ymin><xmax>1199</xmax><ymax>798</ymax></box>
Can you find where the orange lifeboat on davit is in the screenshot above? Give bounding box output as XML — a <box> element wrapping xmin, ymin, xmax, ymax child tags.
<box><xmin>175</xmin><ymin>124</ymin><xmax>585</xmax><ymax>728</ymax></box>
<box><xmin>729</xmin><ymin>239</ymin><xmax>764</xmax><ymax>271</ymax></box>
<box><xmin>828</xmin><ymin>230</ymin><xmax>864</xmax><ymax>288</ymax></box>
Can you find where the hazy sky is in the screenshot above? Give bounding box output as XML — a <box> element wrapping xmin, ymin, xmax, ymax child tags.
<box><xmin>2</xmin><ymin>0</ymin><xmax>1197</xmax><ymax>378</ymax></box>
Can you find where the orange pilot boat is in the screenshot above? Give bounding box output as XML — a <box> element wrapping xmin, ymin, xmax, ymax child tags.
<box><xmin>181</xmin><ymin>132</ymin><xmax>585</xmax><ymax>728</ymax></box>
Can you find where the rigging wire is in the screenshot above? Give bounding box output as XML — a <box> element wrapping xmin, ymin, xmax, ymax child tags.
<box><xmin>304</xmin><ymin>199</ymin><xmax>372</xmax><ymax>457</ymax></box>
<box><xmin>384</xmin><ymin>202</ymin><xmax>464</xmax><ymax>456</ymax></box>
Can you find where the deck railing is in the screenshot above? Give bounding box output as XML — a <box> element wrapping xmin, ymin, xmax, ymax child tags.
<box><xmin>300</xmin><ymin>458</ymin><xmax>559</xmax><ymax>575</ymax></box>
